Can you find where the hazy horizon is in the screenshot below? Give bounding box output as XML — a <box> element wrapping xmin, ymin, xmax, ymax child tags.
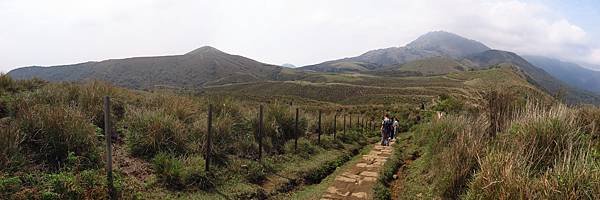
<box><xmin>2</xmin><ymin>0</ymin><xmax>600</xmax><ymax>72</ymax></box>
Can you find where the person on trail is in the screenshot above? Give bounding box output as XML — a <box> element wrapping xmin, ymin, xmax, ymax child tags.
<box><xmin>381</xmin><ymin>114</ymin><xmax>393</xmax><ymax>146</ymax></box>
<box><xmin>392</xmin><ymin>117</ymin><xmax>399</xmax><ymax>140</ymax></box>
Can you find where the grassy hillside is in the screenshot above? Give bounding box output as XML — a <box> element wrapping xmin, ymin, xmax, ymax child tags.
<box><xmin>388</xmin><ymin>96</ymin><xmax>600</xmax><ymax>200</ymax></box>
<box><xmin>2</xmin><ymin>60</ymin><xmax>597</xmax><ymax>200</ymax></box>
<box><xmin>205</xmin><ymin>66</ymin><xmax>552</xmax><ymax>107</ymax></box>
<box><xmin>1</xmin><ymin>73</ymin><xmax>408</xmax><ymax>200</ymax></box>
<box><xmin>466</xmin><ymin>50</ymin><xmax>600</xmax><ymax>105</ymax></box>
<box><xmin>524</xmin><ymin>55</ymin><xmax>600</xmax><ymax>94</ymax></box>
<box><xmin>379</xmin><ymin>57</ymin><xmax>473</xmax><ymax>75</ymax></box>
<box><xmin>8</xmin><ymin>47</ymin><xmax>301</xmax><ymax>90</ymax></box>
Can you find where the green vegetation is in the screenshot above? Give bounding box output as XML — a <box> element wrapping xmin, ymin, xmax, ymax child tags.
<box><xmin>394</xmin><ymin>93</ymin><xmax>600</xmax><ymax>199</ymax></box>
<box><xmin>0</xmin><ymin>74</ymin><xmax>382</xmax><ymax>199</ymax></box>
<box><xmin>4</xmin><ymin>57</ymin><xmax>600</xmax><ymax>200</ymax></box>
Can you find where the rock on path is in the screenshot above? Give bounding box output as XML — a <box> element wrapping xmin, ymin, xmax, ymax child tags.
<box><xmin>321</xmin><ymin>141</ymin><xmax>395</xmax><ymax>200</ymax></box>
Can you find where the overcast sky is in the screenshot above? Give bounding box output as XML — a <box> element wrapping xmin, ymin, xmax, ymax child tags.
<box><xmin>1</xmin><ymin>0</ymin><xmax>600</xmax><ymax>72</ymax></box>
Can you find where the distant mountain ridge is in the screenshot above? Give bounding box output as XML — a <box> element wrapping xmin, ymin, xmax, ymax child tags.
<box><xmin>300</xmin><ymin>31</ymin><xmax>600</xmax><ymax>104</ymax></box>
<box><xmin>7</xmin><ymin>31</ymin><xmax>600</xmax><ymax>105</ymax></box>
<box><xmin>300</xmin><ymin>31</ymin><xmax>491</xmax><ymax>72</ymax></box>
<box><xmin>523</xmin><ymin>55</ymin><xmax>600</xmax><ymax>94</ymax></box>
<box><xmin>9</xmin><ymin>46</ymin><xmax>296</xmax><ymax>89</ymax></box>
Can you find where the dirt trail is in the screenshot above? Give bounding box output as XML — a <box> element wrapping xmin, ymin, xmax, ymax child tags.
<box><xmin>321</xmin><ymin>142</ymin><xmax>395</xmax><ymax>200</ymax></box>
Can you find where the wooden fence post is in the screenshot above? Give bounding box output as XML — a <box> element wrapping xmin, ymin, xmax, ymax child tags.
<box><xmin>333</xmin><ymin>114</ymin><xmax>337</xmax><ymax>139</ymax></box>
<box><xmin>104</xmin><ymin>96</ymin><xmax>115</xmax><ymax>200</ymax></box>
<box><xmin>205</xmin><ymin>104</ymin><xmax>212</xmax><ymax>172</ymax></box>
<box><xmin>294</xmin><ymin>108</ymin><xmax>299</xmax><ymax>151</ymax></box>
<box><xmin>343</xmin><ymin>115</ymin><xmax>346</xmax><ymax>136</ymax></box>
<box><xmin>318</xmin><ymin>110</ymin><xmax>322</xmax><ymax>144</ymax></box>
<box><xmin>349</xmin><ymin>114</ymin><xmax>352</xmax><ymax>129</ymax></box>
<box><xmin>258</xmin><ymin>105</ymin><xmax>263</xmax><ymax>160</ymax></box>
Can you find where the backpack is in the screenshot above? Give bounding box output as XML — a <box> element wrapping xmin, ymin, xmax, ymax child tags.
<box><xmin>383</xmin><ymin>119</ymin><xmax>394</xmax><ymax>134</ymax></box>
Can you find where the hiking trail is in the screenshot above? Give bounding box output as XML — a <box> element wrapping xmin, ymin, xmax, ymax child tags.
<box><xmin>321</xmin><ymin>141</ymin><xmax>395</xmax><ymax>200</ymax></box>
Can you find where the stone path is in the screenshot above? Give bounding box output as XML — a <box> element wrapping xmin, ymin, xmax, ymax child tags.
<box><xmin>321</xmin><ymin>141</ymin><xmax>395</xmax><ymax>200</ymax></box>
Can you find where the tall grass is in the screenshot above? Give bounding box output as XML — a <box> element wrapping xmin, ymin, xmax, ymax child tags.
<box><xmin>0</xmin><ymin>119</ymin><xmax>23</xmax><ymax>170</ymax></box>
<box><xmin>124</xmin><ymin>108</ymin><xmax>189</xmax><ymax>158</ymax></box>
<box><xmin>16</xmin><ymin>104</ymin><xmax>99</xmax><ymax>170</ymax></box>
<box><xmin>414</xmin><ymin>115</ymin><xmax>489</xmax><ymax>198</ymax></box>
<box><xmin>465</xmin><ymin>102</ymin><xmax>600</xmax><ymax>199</ymax></box>
<box><xmin>411</xmin><ymin>96</ymin><xmax>600</xmax><ymax>199</ymax></box>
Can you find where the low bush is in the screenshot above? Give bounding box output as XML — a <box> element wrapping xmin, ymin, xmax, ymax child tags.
<box><xmin>302</xmin><ymin>153</ymin><xmax>352</xmax><ymax>184</ymax></box>
<box><xmin>284</xmin><ymin>138</ymin><xmax>319</xmax><ymax>159</ymax></box>
<box><xmin>318</xmin><ymin>135</ymin><xmax>345</xmax><ymax>150</ymax></box>
<box><xmin>0</xmin><ymin>176</ymin><xmax>22</xmax><ymax>199</ymax></box>
<box><xmin>372</xmin><ymin>182</ymin><xmax>391</xmax><ymax>200</ymax></box>
<box><xmin>124</xmin><ymin>108</ymin><xmax>188</xmax><ymax>158</ymax></box>
<box><xmin>244</xmin><ymin>161</ymin><xmax>268</xmax><ymax>184</ymax></box>
<box><xmin>262</xmin><ymin>104</ymin><xmax>308</xmax><ymax>154</ymax></box>
<box><xmin>465</xmin><ymin>104</ymin><xmax>600</xmax><ymax>199</ymax></box>
<box><xmin>16</xmin><ymin>104</ymin><xmax>99</xmax><ymax>170</ymax></box>
<box><xmin>0</xmin><ymin>119</ymin><xmax>23</xmax><ymax>170</ymax></box>
<box><xmin>152</xmin><ymin>153</ymin><xmax>214</xmax><ymax>191</ymax></box>
<box><xmin>412</xmin><ymin>115</ymin><xmax>488</xmax><ymax>198</ymax></box>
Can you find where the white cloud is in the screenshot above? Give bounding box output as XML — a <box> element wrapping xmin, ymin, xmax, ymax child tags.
<box><xmin>0</xmin><ymin>0</ymin><xmax>599</xmax><ymax>72</ymax></box>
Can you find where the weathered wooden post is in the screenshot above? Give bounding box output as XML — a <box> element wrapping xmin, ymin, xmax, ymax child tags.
<box><xmin>333</xmin><ymin>114</ymin><xmax>337</xmax><ymax>139</ymax></box>
<box><xmin>294</xmin><ymin>107</ymin><xmax>299</xmax><ymax>151</ymax></box>
<box><xmin>318</xmin><ymin>110</ymin><xmax>322</xmax><ymax>144</ymax></box>
<box><xmin>349</xmin><ymin>114</ymin><xmax>352</xmax><ymax>129</ymax></box>
<box><xmin>372</xmin><ymin>119</ymin><xmax>375</xmax><ymax>132</ymax></box>
<box><xmin>104</xmin><ymin>96</ymin><xmax>115</xmax><ymax>200</ymax></box>
<box><xmin>205</xmin><ymin>104</ymin><xmax>212</xmax><ymax>172</ymax></box>
<box><xmin>258</xmin><ymin>105</ymin><xmax>264</xmax><ymax>160</ymax></box>
<box><xmin>343</xmin><ymin>114</ymin><xmax>346</xmax><ymax>136</ymax></box>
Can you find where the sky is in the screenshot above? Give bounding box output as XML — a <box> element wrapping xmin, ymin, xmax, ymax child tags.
<box><xmin>1</xmin><ymin>0</ymin><xmax>600</xmax><ymax>72</ymax></box>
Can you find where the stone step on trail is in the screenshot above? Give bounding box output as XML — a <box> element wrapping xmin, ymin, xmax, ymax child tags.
<box><xmin>321</xmin><ymin>141</ymin><xmax>396</xmax><ymax>200</ymax></box>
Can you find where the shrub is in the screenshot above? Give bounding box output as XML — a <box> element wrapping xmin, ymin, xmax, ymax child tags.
<box><xmin>302</xmin><ymin>154</ymin><xmax>352</xmax><ymax>184</ymax></box>
<box><xmin>0</xmin><ymin>176</ymin><xmax>22</xmax><ymax>199</ymax></box>
<box><xmin>152</xmin><ymin>153</ymin><xmax>215</xmax><ymax>191</ymax></box>
<box><xmin>318</xmin><ymin>135</ymin><xmax>344</xmax><ymax>150</ymax></box>
<box><xmin>152</xmin><ymin>153</ymin><xmax>185</xmax><ymax>190</ymax></box>
<box><xmin>432</xmin><ymin>95</ymin><xmax>463</xmax><ymax>114</ymax></box>
<box><xmin>413</xmin><ymin>115</ymin><xmax>488</xmax><ymax>198</ymax></box>
<box><xmin>124</xmin><ymin>108</ymin><xmax>188</xmax><ymax>158</ymax></box>
<box><xmin>16</xmin><ymin>104</ymin><xmax>99</xmax><ymax>170</ymax></box>
<box><xmin>0</xmin><ymin>73</ymin><xmax>17</xmax><ymax>93</ymax></box>
<box><xmin>0</xmin><ymin>119</ymin><xmax>23</xmax><ymax>170</ymax></box>
<box><xmin>466</xmin><ymin>103</ymin><xmax>600</xmax><ymax>199</ymax></box>
<box><xmin>284</xmin><ymin>138</ymin><xmax>318</xmax><ymax>159</ymax></box>
<box><xmin>45</xmin><ymin>172</ymin><xmax>84</xmax><ymax>200</ymax></box>
<box><xmin>244</xmin><ymin>161</ymin><xmax>267</xmax><ymax>184</ymax></box>
<box><xmin>262</xmin><ymin>104</ymin><xmax>307</xmax><ymax>154</ymax></box>
<box><xmin>508</xmin><ymin>104</ymin><xmax>585</xmax><ymax>173</ymax></box>
<box><xmin>373</xmin><ymin>182</ymin><xmax>391</xmax><ymax>200</ymax></box>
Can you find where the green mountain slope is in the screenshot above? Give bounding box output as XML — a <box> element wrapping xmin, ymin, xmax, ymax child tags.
<box><xmin>466</xmin><ymin>50</ymin><xmax>600</xmax><ymax>104</ymax></box>
<box><xmin>300</xmin><ymin>31</ymin><xmax>490</xmax><ymax>72</ymax></box>
<box><xmin>523</xmin><ymin>55</ymin><xmax>600</xmax><ymax>94</ymax></box>
<box><xmin>8</xmin><ymin>46</ymin><xmax>298</xmax><ymax>89</ymax></box>
<box><xmin>204</xmin><ymin>66</ymin><xmax>552</xmax><ymax>106</ymax></box>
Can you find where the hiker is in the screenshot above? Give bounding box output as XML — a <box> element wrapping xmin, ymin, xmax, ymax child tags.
<box><xmin>381</xmin><ymin>114</ymin><xmax>393</xmax><ymax>146</ymax></box>
<box><xmin>392</xmin><ymin>117</ymin><xmax>399</xmax><ymax>140</ymax></box>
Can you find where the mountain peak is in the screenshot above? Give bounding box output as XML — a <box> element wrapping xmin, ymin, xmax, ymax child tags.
<box><xmin>406</xmin><ymin>31</ymin><xmax>490</xmax><ymax>57</ymax></box>
<box><xmin>185</xmin><ymin>46</ymin><xmax>224</xmax><ymax>55</ymax></box>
